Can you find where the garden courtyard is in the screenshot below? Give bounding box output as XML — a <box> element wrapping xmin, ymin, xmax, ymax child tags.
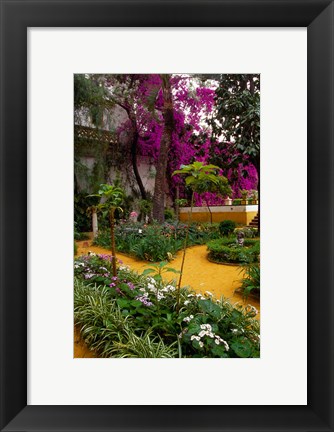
<box><xmin>74</xmin><ymin>73</ymin><xmax>260</xmax><ymax>358</ymax></box>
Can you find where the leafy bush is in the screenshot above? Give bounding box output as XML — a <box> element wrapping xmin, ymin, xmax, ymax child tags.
<box><xmin>232</xmin><ymin>199</ymin><xmax>242</xmax><ymax>206</ymax></box>
<box><xmin>74</xmin><ymin>255</ymin><xmax>260</xmax><ymax>358</ymax></box>
<box><xmin>238</xmin><ymin>263</ymin><xmax>260</xmax><ymax>299</ymax></box>
<box><xmin>219</xmin><ymin>220</ymin><xmax>236</xmax><ymax>236</ymax></box>
<box><xmin>207</xmin><ymin>238</ymin><xmax>260</xmax><ymax>264</ymax></box>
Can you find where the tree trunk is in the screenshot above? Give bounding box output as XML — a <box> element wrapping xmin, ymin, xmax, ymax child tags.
<box><xmin>126</xmin><ymin>110</ymin><xmax>147</xmax><ymax>200</ymax></box>
<box><xmin>205</xmin><ymin>198</ymin><xmax>213</xmax><ymax>224</ymax></box>
<box><xmin>92</xmin><ymin>210</ymin><xmax>98</xmax><ymax>238</ymax></box>
<box><xmin>152</xmin><ymin>74</ymin><xmax>174</xmax><ymax>223</ymax></box>
<box><xmin>175</xmin><ymin>186</ymin><xmax>180</xmax><ymax>220</ymax></box>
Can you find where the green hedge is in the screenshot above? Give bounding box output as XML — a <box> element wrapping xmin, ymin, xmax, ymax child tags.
<box><xmin>207</xmin><ymin>238</ymin><xmax>260</xmax><ymax>264</ymax></box>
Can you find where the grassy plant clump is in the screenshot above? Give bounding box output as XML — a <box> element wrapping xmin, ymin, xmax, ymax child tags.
<box><xmin>238</xmin><ymin>263</ymin><xmax>260</xmax><ymax>299</ymax></box>
<box><xmin>74</xmin><ymin>254</ymin><xmax>260</xmax><ymax>358</ymax></box>
<box><xmin>207</xmin><ymin>238</ymin><xmax>260</xmax><ymax>264</ymax></box>
<box><xmin>93</xmin><ymin>222</ymin><xmax>220</xmax><ymax>262</ymax></box>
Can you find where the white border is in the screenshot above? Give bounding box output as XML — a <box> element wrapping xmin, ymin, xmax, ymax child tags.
<box><xmin>28</xmin><ymin>28</ymin><xmax>307</xmax><ymax>405</ymax></box>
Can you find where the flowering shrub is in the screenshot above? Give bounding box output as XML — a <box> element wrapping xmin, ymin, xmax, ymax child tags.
<box><xmin>74</xmin><ymin>255</ymin><xmax>260</xmax><ymax>358</ymax></box>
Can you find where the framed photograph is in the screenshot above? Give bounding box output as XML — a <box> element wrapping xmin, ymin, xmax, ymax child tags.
<box><xmin>1</xmin><ymin>0</ymin><xmax>333</xmax><ymax>431</ymax></box>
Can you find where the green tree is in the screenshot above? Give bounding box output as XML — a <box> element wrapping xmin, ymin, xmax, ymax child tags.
<box><xmin>172</xmin><ymin>162</ymin><xmax>230</xmax><ymax>309</ymax></box>
<box><xmin>91</xmin><ymin>184</ymin><xmax>124</xmax><ymax>277</ymax></box>
<box><xmin>212</xmin><ymin>74</ymin><xmax>260</xmax><ymax>231</ymax></box>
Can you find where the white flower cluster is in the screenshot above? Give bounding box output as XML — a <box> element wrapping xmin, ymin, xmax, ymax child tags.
<box><xmin>191</xmin><ymin>323</ymin><xmax>229</xmax><ymax>351</ymax></box>
<box><xmin>74</xmin><ymin>262</ymin><xmax>85</xmax><ymax>269</ymax></box>
<box><xmin>183</xmin><ymin>315</ymin><xmax>194</xmax><ymax>323</ymax></box>
<box><xmin>145</xmin><ymin>277</ymin><xmax>176</xmax><ymax>301</ymax></box>
<box><xmin>119</xmin><ymin>265</ymin><xmax>130</xmax><ymax>271</ymax></box>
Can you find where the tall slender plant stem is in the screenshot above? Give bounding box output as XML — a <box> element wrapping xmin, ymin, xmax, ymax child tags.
<box><xmin>176</xmin><ymin>192</ymin><xmax>194</xmax><ymax>313</ymax></box>
<box><xmin>109</xmin><ymin>210</ymin><xmax>117</xmax><ymax>277</ymax></box>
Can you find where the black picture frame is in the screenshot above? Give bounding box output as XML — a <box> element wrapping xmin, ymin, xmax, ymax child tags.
<box><xmin>1</xmin><ymin>0</ymin><xmax>333</xmax><ymax>431</ymax></box>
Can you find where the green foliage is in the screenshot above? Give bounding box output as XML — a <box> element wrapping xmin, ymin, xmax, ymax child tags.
<box><xmin>173</xmin><ymin>161</ymin><xmax>231</xmax><ymax>200</ymax></box>
<box><xmin>240</xmin><ymin>189</ymin><xmax>249</xmax><ymax>200</ymax></box>
<box><xmin>232</xmin><ymin>199</ymin><xmax>242</xmax><ymax>206</ymax></box>
<box><xmin>207</xmin><ymin>238</ymin><xmax>260</xmax><ymax>264</ymax></box>
<box><xmin>74</xmin><ymin>74</ymin><xmax>108</xmax><ymax>126</ymax></box>
<box><xmin>74</xmin><ymin>254</ymin><xmax>260</xmax><ymax>358</ymax></box>
<box><xmin>164</xmin><ymin>207</ymin><xmax>175</xmax><ymax>221</ymax></box>
<box><xmin>219</xmin><ymin>220</ymin><xmax>236</xmax><ymax>236</ymax></box>
<box><xmin>238</xmin><ymin>263</ymin><xmax>260</xmax><ymax>299</ymax></box>
<box><xmin>138</xmin><ymin>199</ymin><xmax>153</xmax><ymax>220</ymax></box>
<box><xmin>94</xmin><ymin>222</ymin><xmax>221</xmax><ymax>262</ymax></box>
<box><xmin>175</xmin><ymin>198</ymin><xmax>188</xmax><ymax>207</ymax></box>
<box><xmin>235</xmin><ymin>227</ymin><xmax>259</xmax><ymax>238</ymax></box>
<box><xmin>74</xmin><ymin>193</ymin><xmax>101</xmax><ymax>232</ymax></box>
<box><xmin>213</xmin><ymin>74</ymin><xmax>260</xmax><ymax>166</ymax></box>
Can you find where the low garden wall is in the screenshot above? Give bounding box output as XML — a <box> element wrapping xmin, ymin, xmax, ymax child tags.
<box><xmin>179</xmin><ymin>205</ymin><xmax>258</xmax><ymax>225</ymax></box>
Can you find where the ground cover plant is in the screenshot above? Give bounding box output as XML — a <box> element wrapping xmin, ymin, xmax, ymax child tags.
<box><xmin>207</xmin><ymin>238</ymin><xmax>260</xmax><ymax>264</ymax></box>
<box><xmin>74</xmin><ymin>253</ymin><xmax>260</xmax><ymax>358</ymax></box>
<box><xmin>94</xmin><ymin>221</ymin><xmax>221</xmax><ymax>262</ymax></box>
<box><xmin>238</xmin><ymin>263</ymin><xmax>260</xmax><ymax>299</ymax></box>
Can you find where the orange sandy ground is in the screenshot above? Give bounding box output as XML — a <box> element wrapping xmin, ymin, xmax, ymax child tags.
<box><xmin>74</xmin><ymin>240</ymin><xmax>260</xmax><ymax>358</ymax></box>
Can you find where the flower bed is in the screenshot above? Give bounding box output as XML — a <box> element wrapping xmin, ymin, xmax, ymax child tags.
<box><xmin>93</xmin><ymin>222</ymin><xmax>221</xmax><ymax>262</ymax></box>
<box><xmin>207</xmin><ymin>238</ymin><xmax>260</xmax><ymax>264</ymax></box>
<box><xmin>74</xmin><ymin>253</ymin><xmax>260</xmax><ymax>358</ymax></box>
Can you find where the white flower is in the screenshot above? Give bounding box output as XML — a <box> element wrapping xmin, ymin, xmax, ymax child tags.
<box><xmin>198</xmin><ymin>330</ymin><xmax>207</xmax><ymax>338</ymax></box>
<box><xmin>166</xmin><ymin>285</ymin><xmax>175</xmax><ymax>292</ymax></box>
<box><xmin>231</xmin><ymin>329</ymin><xmax>239</xmax><ymax>334</ymax></box>
<box><xmin>184</xmin><ymin>300</ymin><xmax>190</xmax><ymax>306</ymax></box>
<box><xmin>74</xmin><ymin>264</ymin><xmax>79</xmax><ymax>269</ymax></box>
<box><xmin>183</xmin><ymin>317</ymin><xmax>191</xmax><ymax>323</ymax></box>
<box><xmin>147</xmin><ymin>283</ymin><xmax>155</xmax><ymax>291</ymax></box>
<box><xmin>189</xmin><ymin>315</ymin><xmax>194</xmax><ymax>319</ymax></box>
<box><xmin>199</xmin><ymin>341</ymin><xmax>204</xmax><ymax>348</ymax></box>
<box><xmin>205</xmin><ymin>291</ymin><xmax>213</xmax><ymax>296</ymax></box>
<box><xmin>190</xmin><ymin>335</ymin><xmax>200</xmax><ymax>341</ymax></box>
<box><xmin>138</xmin><ymin>229</ymin><xmax>143</xmax><ymax>234</ymax></box>
<box><xmin>196</xmin><ymin>293</ymin><xmax>203</xmax><ymax>298</ymax></box>
<box><xmin>200</xmin><ymin>324</ymin><xmax>212</xmax><ymax>331</ymax></box>
<box><xmin>187</xmin><ymin>294</ymin><xmax>194</xmax><ymax>298</ymax></box>
<box><xmin>215</xmin><ymin>339</ymin><xmax>220</xmax><ymax>345</ymax></box>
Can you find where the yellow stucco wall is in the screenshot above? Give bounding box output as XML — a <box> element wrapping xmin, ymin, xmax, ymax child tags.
<box><xmin>179</xmin><ymin>211</ymin><xmax>257</xmax><ymax>225</ymax></box>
